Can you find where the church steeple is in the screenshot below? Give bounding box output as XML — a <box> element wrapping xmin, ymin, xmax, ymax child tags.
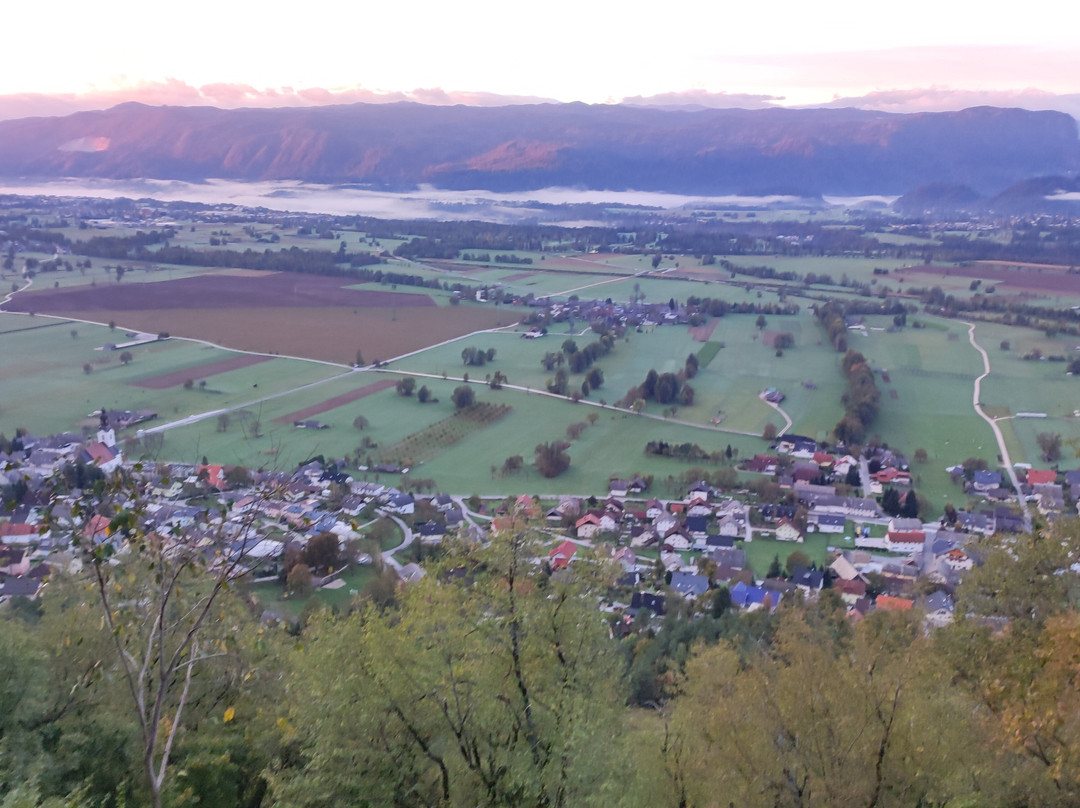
<box><xmin>97</xmin><ymin>407</ymin><xmax>116</xmax><ymax>448</ymax></box>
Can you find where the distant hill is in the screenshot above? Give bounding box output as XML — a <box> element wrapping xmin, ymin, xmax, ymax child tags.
<box><xmin>0</xmin><ymin>102</ymin><xmax>1075</xmax><ymax>197</ymax></box>
<box><xmin>892</xmin><ymin>183</ymin><xmax>985</xmax><ymax>215</ymax></box>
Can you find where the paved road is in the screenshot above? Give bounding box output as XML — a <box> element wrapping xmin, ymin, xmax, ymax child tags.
<box><xmin>859</xmin><ymin>455</ymin><xmax>873</xmax><ymax>495</ymax></box>
<box><xmin>370</xmin><ymin>367</ymin><xmax>764</xmax><ymax>438</ymax></box>
<box><xmin>380</xmin><ymin>511</ymin><xmax>415</xmax><ymax>572</ymax></box>
<box><xmin>965</xmin><ymin>321</ymin><xmax>1031</xmax><ymax>532</ymax></box>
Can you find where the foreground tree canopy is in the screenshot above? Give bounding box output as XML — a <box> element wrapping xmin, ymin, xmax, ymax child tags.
<box><xmin>5</xmin><ymin>497</ymin><xmax>1080</xmax><ymax>806</ymax></box>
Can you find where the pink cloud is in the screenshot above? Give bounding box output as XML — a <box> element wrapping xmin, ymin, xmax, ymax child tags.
<box><xmin>620</xmin><ymin>90</ymin><xmax>782</xmax><ymax>109</ymax></box>
<box><xmin>803</xmin><ymin>87</ymin><xmax>1080</xmax><ymax>118</ymax></box>
<box><xmin>0</xmin><ymin>80</ymin><xmax>559</xmax><ymax>120</ymax></box>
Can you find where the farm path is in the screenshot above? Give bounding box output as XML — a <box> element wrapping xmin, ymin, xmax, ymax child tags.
<box><xmin>760</xmin><ymin>394</ymin><xmax>793</xmax><ymax>437</ymax></box>
<box><xmin>1</xmin><ymin>276</ymin><xmax>33</xmax><ymax>306</ymax></box>
<box><xmin>139</xmin><ymin>367</ymin><xmax>359</xmax><ymax>435</ymax></box>
<box><xmin>372</xmin><ymin>367</ymin><xmax>762</xmax><ymax>438</ymax></box>
<box><xmin>965</xmin><ymin>321</ymin><xmax>1031</xmax><ymax>532</ymax></box>
<box><xmin>548</xmin><ymin>267</ymin><xmax>652</xmax><ymax>299</ymax></box>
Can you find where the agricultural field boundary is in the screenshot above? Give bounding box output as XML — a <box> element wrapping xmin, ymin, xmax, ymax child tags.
<box><xmin>132</xmin><ymin>355</ymin><xmax>274</xmax><ymax>389</ymax></box>
<box><xmin>272</xmin><ymin>379</ymin><xmax>399</xmax><ymax>424</ymax></box>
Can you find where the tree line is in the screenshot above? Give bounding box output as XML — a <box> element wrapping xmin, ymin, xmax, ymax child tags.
<box><xmin>9</xmin><ymin>510</ymin><xmax>1080</xmax><ymax>807</ymax></box>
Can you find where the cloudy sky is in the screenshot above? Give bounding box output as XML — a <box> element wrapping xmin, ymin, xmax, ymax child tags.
<box><xmin>2</xmin><ymin>0</ymin><xmax>1078</xmax><ymax>117</ymax></box>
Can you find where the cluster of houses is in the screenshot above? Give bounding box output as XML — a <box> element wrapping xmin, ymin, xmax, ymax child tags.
<box><xmin>5</xmin><ymin>415</ymin><xmax>1077</xmax><ymax>635</ymax></box>
<box><xmin>960</xmin><ymin>465</ymin><xmax>1080</xmax><ymax>520</ymax></box>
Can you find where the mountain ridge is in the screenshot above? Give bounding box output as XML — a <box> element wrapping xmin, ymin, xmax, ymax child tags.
<box><xmin>0</xmin><ymin>102</ymin><xmax>1075</xmax><ymax>197</ymax></box>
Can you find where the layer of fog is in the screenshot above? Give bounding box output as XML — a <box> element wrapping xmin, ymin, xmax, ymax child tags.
<box><xmin>0</xmin><ymin>178</ymin><xmax>895</xmax><ymax>222</ymax></box>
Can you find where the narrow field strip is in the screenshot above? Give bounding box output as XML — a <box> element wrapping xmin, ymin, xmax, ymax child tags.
<box><xmin>131</xmin><ymin>355</ymin><xmax>274</xmax><ymax>389</ymax></box>
<box><xmin>272</xmin><ymin>378</ymin><xmax>398</xmax><ymax>423</ymax></box>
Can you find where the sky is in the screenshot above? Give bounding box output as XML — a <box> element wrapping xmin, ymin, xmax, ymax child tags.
<box><xmin>1</xmin><ymin>0</ymin><xmax>1079</xmax><ymax>118</ymax></box>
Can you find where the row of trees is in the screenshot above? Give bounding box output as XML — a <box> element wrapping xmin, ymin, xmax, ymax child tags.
<box><xmin>623</xmin><ymin>365</ymin><xmax>696</xmax><ymax>408</ymax></box>
<box><xmin>833</xmin><ymin>350</ymin><xmax>881</xmax><ymax>445</ymax></box>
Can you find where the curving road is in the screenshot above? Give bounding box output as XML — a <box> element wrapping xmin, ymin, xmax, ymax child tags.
<box><xmin>965</xmin><ymin>321</ymin><xmax>1031</xmax><ymax>532</ymax></box>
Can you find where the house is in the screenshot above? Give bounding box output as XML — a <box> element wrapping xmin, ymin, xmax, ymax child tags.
<box><xmin>746</xmin><ymin>454</ymin><xmax>780</xmax><ymax>474</ymax></box>
<box><xmin>514</xmin><ymin>494</ymin><xmax>541</xmax><ymax>519</ymax></box>
<box><xmin>829</xmin><ymin>554</ymin><xmax>862</xmax><ymax>581</ymax></box>
<box><xmin>669</xmin><ymin>572</ymin><xmax>710</xmax><ymax>600</ymax></box>
<box><xmin>1034</xmin><ymin>483</ymin><xmax>1065</xmax><ymax>514</ymax></box>
<box><xmin>653</xmin><ymin>513</ymin><xmax>678</xmax><ymax>537</ymax></box>
<box><xmin>629</xmin><ymin>591</ymin><xmax>666</xmax><ymax>616</ymax></box>
<box><xmin>972</xmin><ymin>470</ymin><xmax>1002</xmax><ymax>492</ymax></box>
<box><xmin>760</xmin><ymin>503</ymin><xmax>797</xmax><ymax>522</ymax></box>
<box><xmin>923</xmin><ymin>591</ymin><xmax>955</xmax><ymax>627</ymax></box>
<box><xmin>711</xmin><ymin>546</ymin><xmax>746</xmax><ymax>569</ymax></box>
<box><xmin>1026</xmin><ymin>469</ymin><xmax>1057</xmax><ymax>485</ymax></box>
<box><xmin>293</xmin><ymin>420</ymin><xmax>330</xmax><ymax>430</ymax></box>
<box><xmin>0</xmin><ymin>546</ymin><xmax>31</xmax><ymax>577</ymax></box>
<box><xmin>684</xmin><ymin>515</ymin><xmax>708</xmax><ymax>538</ymax></box>
<box><xmin>613</xmin><ymin>547</ymin><xmax>637</xmax><ymax>572</ymax></box>
<box><xmin>790</xmin><ymin>566</ymin><xmax>824</xmax><ymax>593</ymax></box>
<box><xmin>943</xmin><ymin>548</ymin><xmax>974</xmax><ymax>572</ymax></box>
<box><xmin>774</xmin><ymin>518</ymin><xmax>804</xmax><ymax>543</ymax></box>
<box><xmin>645</xmin><ymin>499</ymin><xmax>665</xmax><ymax>520</ymax></box>
<box><xmin>872</xmin><ymin>468</ymin><xmax>911</xmax><ymax>486</ymax></box>
<box><xmin>686</xmin><ymin>497</ymin><xmax>712</xmax><ymax>517</ymax></box>
<box><xmin>659</xmin><ymin>552</ymin><xmax>684</xmax><ymax>573</ymax></box>
<box><xmin>0</xmin><ymin>522</ymin><xmax>36</xmax><ymax>543</ymax></box>
<box><xmin>195</xmin><ymin>464</ymin><xmax>226</xmax><ymax>490</ymax></box>
<box><xmin>663</xmin><ymin>532</ymin><xmax>693</xmax><ymax>552</ymax></box>
<box><xmin>630</xmin><ymin>527</ymin><xmax>658</xmax><ymax>548</ymax></box>
<box><xmin>431</xmin><ymin>493</ymin><xmax>455</xmax><ymax>512</ymax></box>
<box><xmin>416</xmin><ymin>522</ymin><xmax>446</xmax><ymax>544</ymax></box>
<box><xmin>834</xmin><ymin>577</ymin><xmax>868</xmax><ymax>604</ymax></box>
<box><xmin>387</xmin><ymin>492</ymin><xmax>415</xmax><ymax>516</ymax></box>
<box><xmin>575</xmin><ymin>513</ymin><xmax>603</xmax><ymax>539</ymax></box>
<box><xmin>717</xmin><ymin>514</ymin><xmax>743</xmax><ymax>537</ymax></box>
<box><xmin>956</xmin><ymin>510</ymin><xmax>994</xmax><ymax>535</ymax></box>
<box><xmin>875</xmin><ymin>595</ymin><xmax>914</xmax><ymax>611</ymax></box>
<box><xmin>730</xmin><ymin>581</ymin><xmax>780</xmax><ymax>612</ymax></box>
<box><xmin>886</xmin><ymin>530</ymin><xmax>926</xmax><ymax>555</ymax></box>
<box><xmin>810</xmin><ymin>513</ymin><xmax>846</xmax><ymax>533</ymax></box>
<box><xmin>79</xmin><ymin>441</ymin><xmax>122</xmax><ymax>473</ymax></box>
<box><xmin>398</xmin><ymin>563</ymin><xmax>426</xmax><ymax>585</ymax></box>
<box><xmin>549</xmin><ymin>540</ymin><xmax>578</xmax><ymax>571</ymax></box>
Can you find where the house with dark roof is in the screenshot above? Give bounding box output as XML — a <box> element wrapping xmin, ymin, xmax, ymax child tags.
<box><xmin>629</xmin><ymin>591</ymin><xmax>666</xmax><ymax>616</ymax></box>
<box><xmin>669</xmin><ymin>571</ymin><xmax>710</xmax><ymax>599</ymax></box>
<box><xmin>972</xmin><ymin>470</ymin><xmax>1002</xmax><ymax>492</ymax></box>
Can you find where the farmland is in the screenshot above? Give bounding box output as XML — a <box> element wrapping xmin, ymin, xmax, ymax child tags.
<box><xmin>4</xmin><ymin>197</ymin><xmax>1080</xmax><ymax>523</ymax></box>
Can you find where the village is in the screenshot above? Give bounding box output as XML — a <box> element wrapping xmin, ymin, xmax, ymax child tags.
<box><xmin>5</xmin><ymin>405</ymin><xmax>1078</xmax><ymax>632</ymax></box>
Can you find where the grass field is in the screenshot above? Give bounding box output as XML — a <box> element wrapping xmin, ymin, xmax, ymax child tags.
<box><xmin>249</xmin><ymin>563</ymin><xmax>377</xmax><ymax>619</ymax></box>
<box><xmin>8</xmin><ymin>223</ymin><xmax>1080</xmax><ymax>523</ymax></box>
<box><xmin>0</xmin><ymin>312</ymin><xmax>342</xmax><ymax>436</ymax></box>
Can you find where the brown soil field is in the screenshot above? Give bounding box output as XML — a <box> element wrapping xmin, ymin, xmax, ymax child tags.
<box><xmin>38</xmin><ymin>305</ymin><xmax>517</xmax><ymax>364</ymax></box>
<box><xmin>500</xmin><ymin>271</ymin><xmax>535</xmax><ymax>282</ymax></box>
<box><xmin>541</xmin><ymin>255</ymin><xmax>630</xmax><ymax>272</ymax></box>
<box><xmin>2</xmin><ymin>272</ymin><xmax>436</xmax><ymax>312</ymax></box>
<box><xmin>896</xmin><ymin>264</ymin><xmax>1080</xmax><ymax>295</ymax></box>
<box><xmin>272</xmin><ymin>378</ymin><xmax>398</xmax><ymax>424</ymax></box>
<box><xmin>131</xmin><ymin>355</ymin><xmax>273</xmax><ymax>389</ymax></box>
<box><xmin>688</xmin><ymin>320</ymin><xmax>720</xmax><ymax>342</ymax></box>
